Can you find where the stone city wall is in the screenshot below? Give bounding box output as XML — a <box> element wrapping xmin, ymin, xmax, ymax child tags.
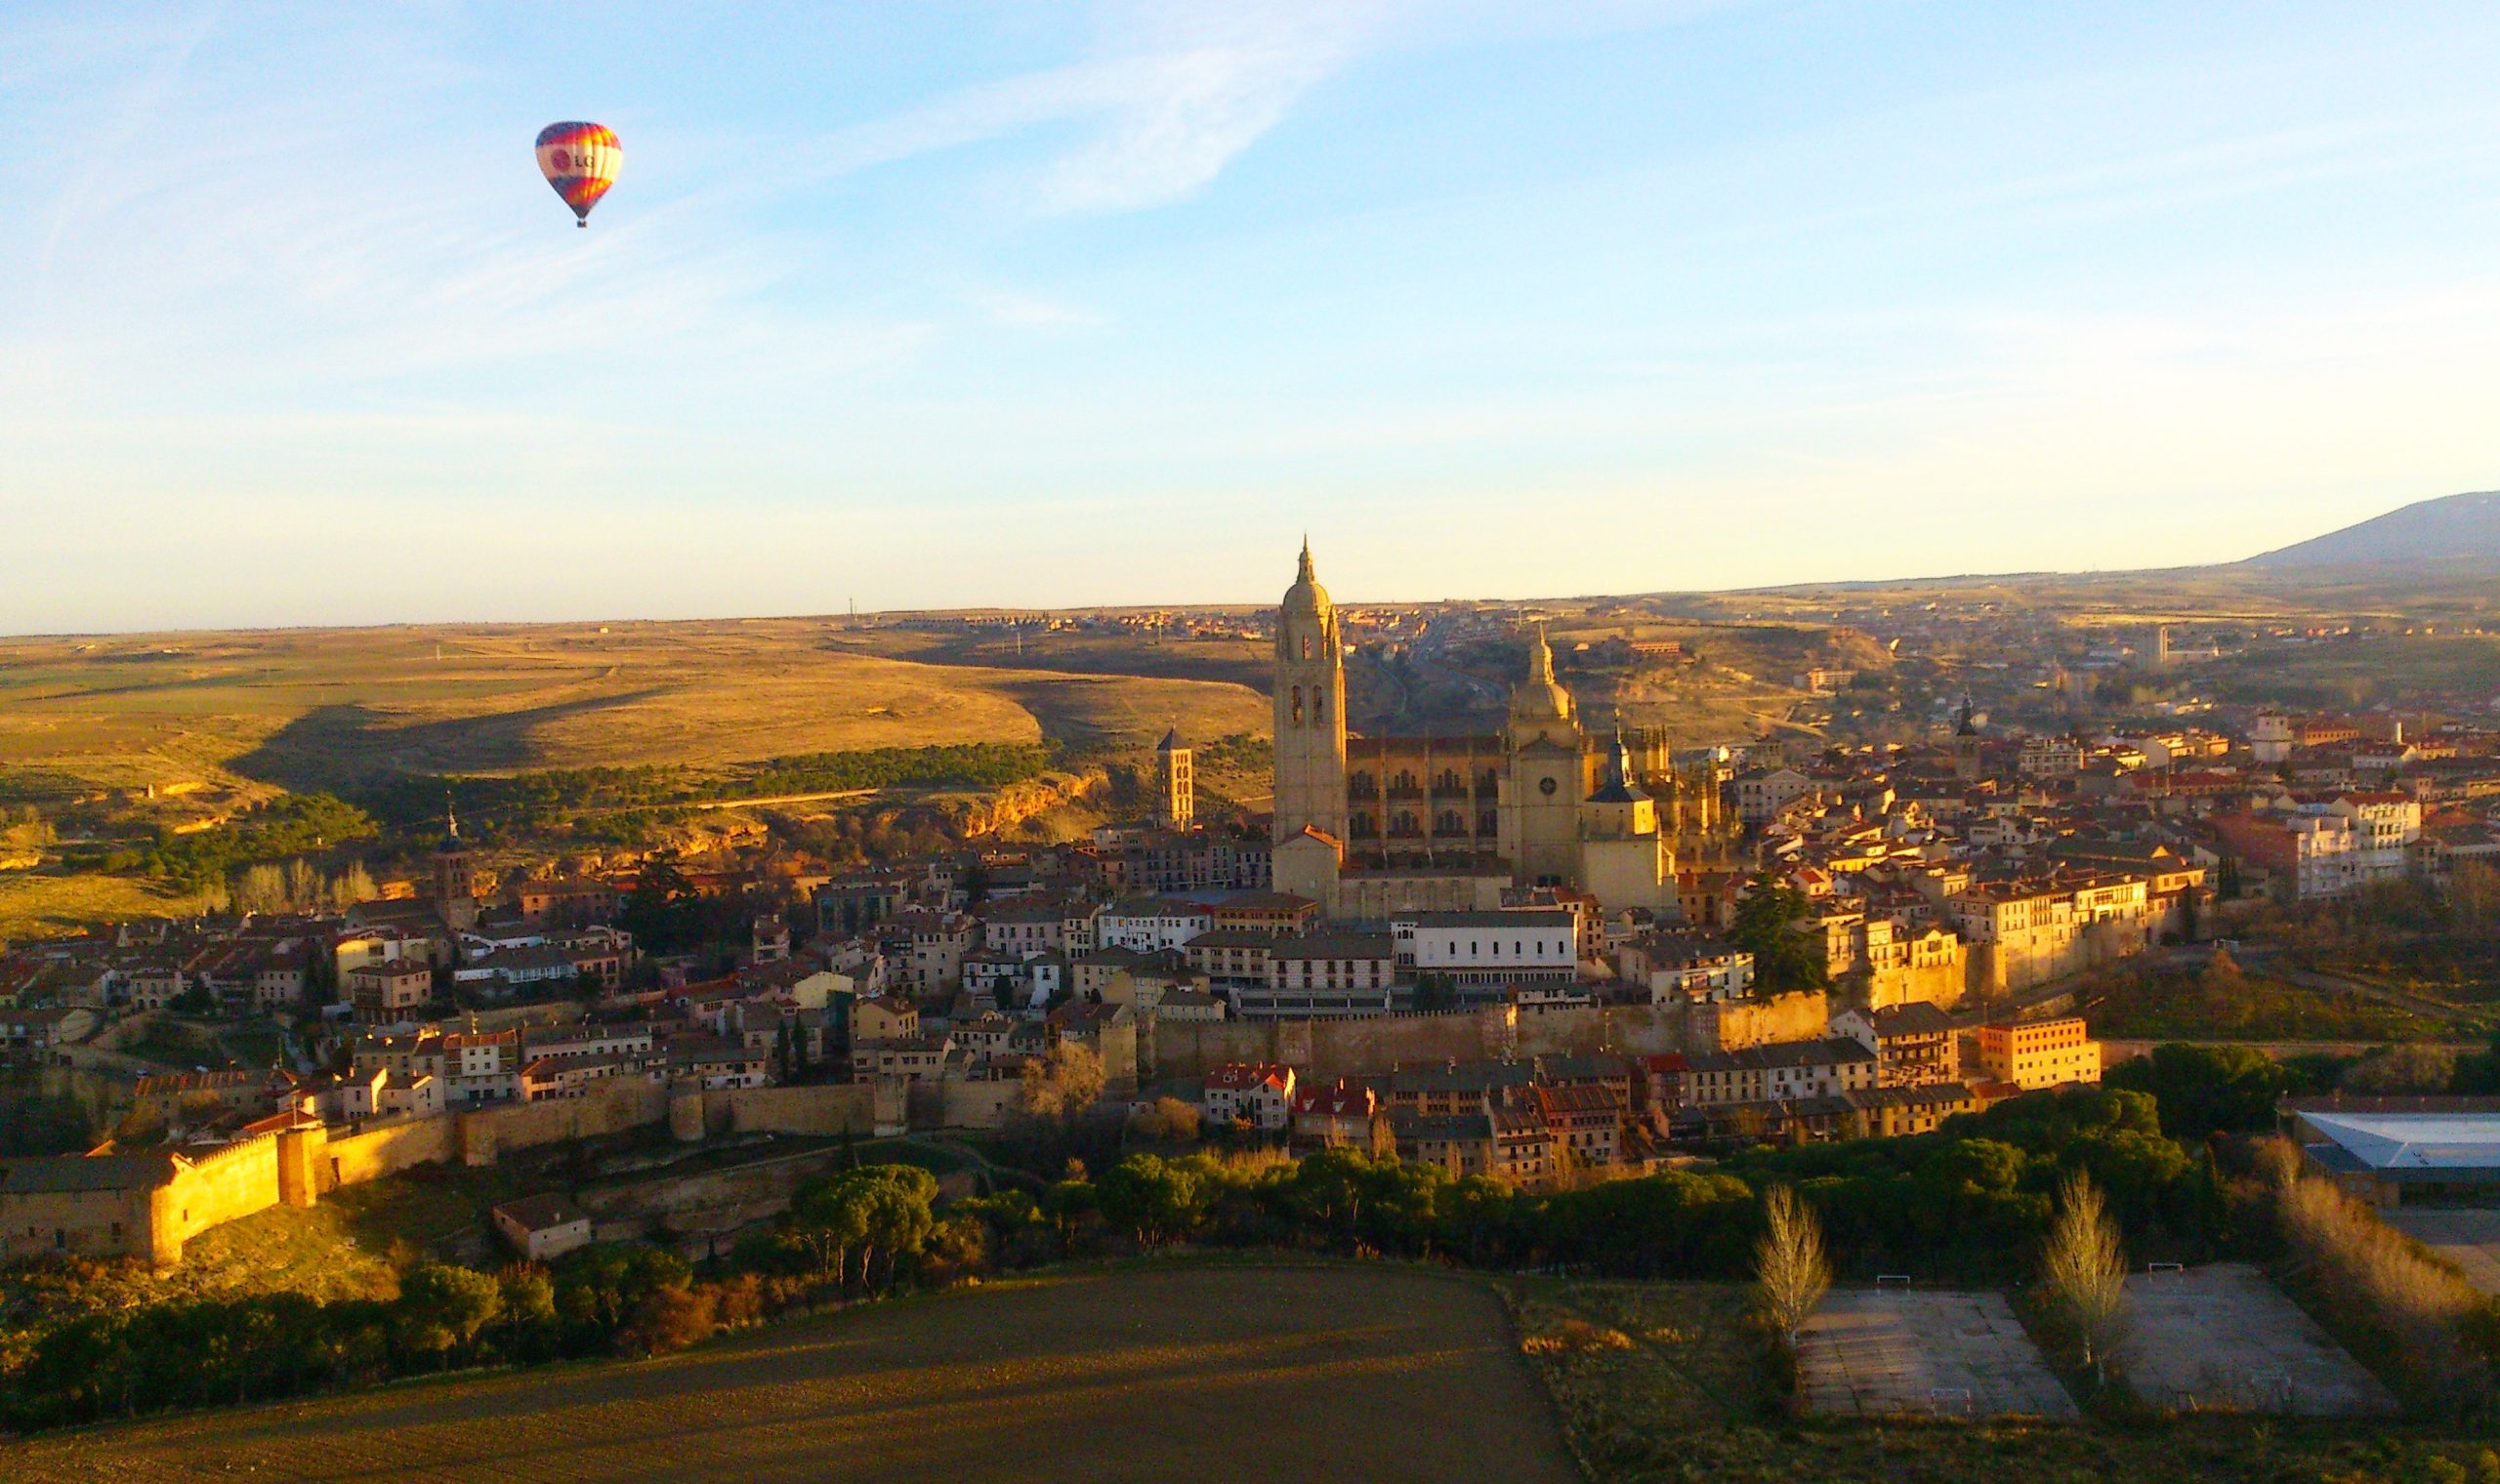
<box><xmin>321</xmin><ymin>1114</ymin><xmax>458</xmax><ymax>1192</ymax></box>
<box><xmin>713</xmin><ymin>1084</ymin><xmax>879</xmax><ymax>1137</ymax></box>
<box><xmin>1146</xmin><ymin>991</ymin><xmax>1845</xmax><ymax>1083</ymax></box>
<box><xmin>458</xmin><ymin>1077</ymin><xmax>673</xmax><ymax>1165</ymax></box>
<box><xmin>1862</xmin><ymin>958</ymin><xmax>1970</xmax><ymax>1012</ymax></box>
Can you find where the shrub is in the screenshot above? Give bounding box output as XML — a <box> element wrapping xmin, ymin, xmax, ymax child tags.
<box><xmin>1520</xmin><ymin>1317</ymin><xmax>1633</xmax><ymax>1354</ymax></box>
<box><xmin>2271</xmin><ymin>1167</ymin><xmax>2497</xmax><ymax>1417</ymax></box>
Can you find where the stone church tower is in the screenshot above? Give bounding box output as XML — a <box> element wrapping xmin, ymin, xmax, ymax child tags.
<box><xmin>1579</xmin><ymin>730</ymin><xmax>1676</xmax><ymax>912</ymax></box>
<box><xmin>1271</xmin><ymin>540</ymin><xmax>1348</xmax><ymax>845</ymax></box>
<box><xmin>1500</xmin><ymin>627</ymin><xmax>1585</xmax><ymax>887</ymax></box>
<box><xmin>1154</xmin><ymin>726</ymin><xmax>1194</xmax><ymax>830</ymax></box>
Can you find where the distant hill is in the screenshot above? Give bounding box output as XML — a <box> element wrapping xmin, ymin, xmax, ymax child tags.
<box><xmin>2245</xmin><ymin>490</ymin><xmax>2500</xmax><ymax>569</ymax></box>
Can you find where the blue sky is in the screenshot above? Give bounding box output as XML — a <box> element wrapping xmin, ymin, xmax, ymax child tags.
<box><xmin>5</xmin><ymin>2</ymin><xmax>2499</xmax><ymax>632</ymax></box>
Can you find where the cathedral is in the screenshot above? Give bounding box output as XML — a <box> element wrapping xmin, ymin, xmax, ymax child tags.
<box><xmin>1269</xmin><ymin>542</ymin><xmax>1691</xmax><ymax>920</ymax></box>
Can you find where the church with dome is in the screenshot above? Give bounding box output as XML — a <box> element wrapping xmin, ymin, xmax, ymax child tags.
<box><xmin>1267</xmin><ymin>542</ymin><xmax>1691</xmax><ymax>921</ymax></box>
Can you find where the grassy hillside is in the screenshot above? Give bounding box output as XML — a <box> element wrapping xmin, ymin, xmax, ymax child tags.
<box><xmin>0</xmin><ymin>1171</ymin><xmax>504</xmax><ymax>1388</ymax></box>
<box><xmin>0</xmin><ymin>621</ymin><xmax>1269</xmax><ymax>801</ymax></box>
<box><xmin>0</xmin><ymin>873</ymin><xmax>194</xmax><ymax>942</ymax></box>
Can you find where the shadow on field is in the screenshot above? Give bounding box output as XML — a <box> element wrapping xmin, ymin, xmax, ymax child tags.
<box><xmin>229</xmin><ymin>693</ymin><xmax>670</xmax><ymax>791</ymax></box>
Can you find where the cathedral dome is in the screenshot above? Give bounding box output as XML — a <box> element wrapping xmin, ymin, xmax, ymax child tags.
<box><xmin>1510</xmin><ymin>626</ymin><xmax>1573</xmax><ymax>722</ymax></box>
<box><xmin>1280</xmin><ymin>538</ymin><xmax>1332</xmax><ymax>621</ymax></box>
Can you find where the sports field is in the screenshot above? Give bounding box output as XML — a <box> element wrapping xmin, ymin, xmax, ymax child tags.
<box><xmin>0</xmin><ymin>1265</ymin><xmax>1578</xmax><ymax>1484</ymax></box>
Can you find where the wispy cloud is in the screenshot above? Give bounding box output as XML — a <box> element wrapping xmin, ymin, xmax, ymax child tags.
<box><xmin>753</xmin><ymin>0</ymin><xmax>1395</xmax><ymax>214</ymax></box>
<box><xmin>1035</xmin><ymin>1</ymin><xmax>1389</xmax><ymax>211</ymax></box>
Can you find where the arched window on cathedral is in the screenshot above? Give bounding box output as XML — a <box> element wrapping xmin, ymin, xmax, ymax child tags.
<box><xmin>1437</xmin><ymin>810</ymin><xmax>1463</xmax><ymax>835</ymax></box>
<box><xmin>1301</xmin><ymin>635</ymin><xmax>1312</xmax><ymax>660</ymax></box>
<box><xmin>1392</xmin><ymin>811</ymin><xmax>1418</xmax><ymax>838</ymax></box>
<box><xmin>1351</xmin><ymin>811</ymin><xmax>1376</xmax><ymax>838</ymax></box>
<box><xmin>1313</xmin><ymin>689</ymin><xmax>1323</xmax><ymax>722</ymax></box>
<box><xmin>1479</xmin><ymin>809</ymin><xmax>1498</xmax><ymax>836</ymax></box>
<box><xmin>1478</xmin><ymin>769</ymin><xmax>1500</xmax><ymax>793</ymax></box>
<box><xmin>1291</xmin><ymin>686</ymin><xmax>1303</xmax><ymax>725</ymax></box>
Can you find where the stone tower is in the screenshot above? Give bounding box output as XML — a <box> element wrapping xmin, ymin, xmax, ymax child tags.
<box><xmin>1952</xmin><ymin>695</ymin><xmax>1983</xmax><ymax>782</ymax></box>
<box><xmin>1271</xmin><ymin>540</ymin><xmax>1348</xmax><ymax>845</ymax></box>
<box><xmin>1155</xmin><ymin>725</ymin><xmax>1194</xmax><ymax>830</ymax></box>
<box><xmin>432</xmin><ymin>796</ymin><xmax>480</xmax><ymax>933</ymax></box>
<box><xmin>1501</xmin><ymin>626</ymin><xmax>1585</xmax><ymax>888</ymax></box>
<box><xmin>1579</xmin><ymin>730</ymin><xmax>1677</xmax><ymax>914</ymax></box>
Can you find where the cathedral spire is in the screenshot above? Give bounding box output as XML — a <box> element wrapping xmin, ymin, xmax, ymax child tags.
<box><xmin>1297</xmin><ymin>535</ymin><xmax>1314</xmax><ymax>585</ymax></box>
<box><xmin>1510</xmin><ymin>623</ymin><xmax>1573</xmax><ymax>724</ymax></box>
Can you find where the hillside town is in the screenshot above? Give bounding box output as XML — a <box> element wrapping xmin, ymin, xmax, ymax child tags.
<box><xmin>12</xmin><ymin>549</ymin><xmax>2500</xmax><ymax>1272</ymax></box>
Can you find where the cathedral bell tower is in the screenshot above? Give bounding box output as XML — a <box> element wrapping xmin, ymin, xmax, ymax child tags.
<box><xmin>1500</xmin><ymin>626</ymin><xmax>1586</xmax><ymax>888</ymax></box>
<box><xmin>1271</xmin><ymin>540</ymin><xmax>1348</xmax><ymax>845</ymax></box>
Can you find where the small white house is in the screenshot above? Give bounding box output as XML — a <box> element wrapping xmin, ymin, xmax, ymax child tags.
<box><xmin>492</xmin><ymin>1193</ymin><xmax>595</xmax><ymax>1261</ymax></box>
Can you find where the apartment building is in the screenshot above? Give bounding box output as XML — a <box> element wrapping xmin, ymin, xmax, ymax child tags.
<box><xmin>1973</xmin><ymin>1016</ymin><xmax>2102</xmax><ymax>1090</ymax></box>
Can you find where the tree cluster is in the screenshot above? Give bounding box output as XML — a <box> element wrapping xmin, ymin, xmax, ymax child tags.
<box><xmin>358</xmin><ymin>744</ymin><xmax>1059</xmax><ymax>842</ymax></box>
<box><xmin>1</xmin><ymin>1251</ymin><xmax>771</xmax><ymax>1431</ymax></box>
<box><xmin>99</xmin><ymin>793</ymin><xmax>378</xmax><ymax>893</ymax></box>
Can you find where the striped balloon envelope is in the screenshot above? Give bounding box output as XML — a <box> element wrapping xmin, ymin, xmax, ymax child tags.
<box><xmin>534</xmin><ymin>121</ymin><xmax>620</xmax><ymax>227</ymax></box>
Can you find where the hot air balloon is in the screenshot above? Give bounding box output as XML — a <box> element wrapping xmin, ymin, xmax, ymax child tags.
<box><xmin>535</xmin><ymin>121</ymin><xmax>620</xmax><ymax>227</ymax></box>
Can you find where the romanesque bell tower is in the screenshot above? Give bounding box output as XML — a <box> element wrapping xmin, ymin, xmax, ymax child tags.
<box><xmin>1271</xmin><ymin>540</ymin><xmax>1348</xmax><ymax>845</ymax></box>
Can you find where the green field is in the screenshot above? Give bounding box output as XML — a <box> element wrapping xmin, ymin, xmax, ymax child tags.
<box><xmin>0</xmin><ymin>1265</ymin><xmax>1579</xmax><ymax>1484</ymax></box>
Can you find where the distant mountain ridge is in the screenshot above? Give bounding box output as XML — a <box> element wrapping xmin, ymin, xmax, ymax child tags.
<box><xmin>2244</xmin><ymin>490</ymin><xmax>2500</xmax><ymax>568</ymax></box>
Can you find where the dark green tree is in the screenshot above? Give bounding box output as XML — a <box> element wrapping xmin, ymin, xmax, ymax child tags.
<box><xmin>1729</xmin><ymin>871</ymin><xmax>1828</xmax><ymax>992</ymax></box>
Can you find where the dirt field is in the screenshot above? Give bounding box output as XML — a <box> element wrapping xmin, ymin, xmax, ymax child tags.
<box><xmin>1502</xmin><ymin>1276</ymin><xmax>2497</xmax><ymax>1484</ymax></box>
<box><xmin>0</xmin><ymin>1265</ymin><xmax>1578</xmax><ymax>1484</ymax></box>
<box><xmin>1796</xmin><ymin>1289</ymin><xmax>2076</xmax><ymax>1419</ymax></box>
<box><xmin>2117</xmin><ymin>1262</ymin><xmax>2396</xmax><ymax>1417</ymax></box>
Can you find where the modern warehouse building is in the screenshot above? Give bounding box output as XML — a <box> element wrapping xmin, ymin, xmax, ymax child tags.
<box><xmin>2283</xmin><ymin>1096</ymin><xmax>2500</xmax><ymax>1208</ymax></box>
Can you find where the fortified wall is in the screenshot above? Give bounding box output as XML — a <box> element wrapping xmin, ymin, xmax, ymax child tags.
<box><xmin>0</xmin><ymin>1125</ymin><xmax>322</xmax><ymax>1268</ymax></box>
<box><xmin>1861</xmin><ymin>958</ymin><xmax>1970</xmax><ymax>1012</ymax></box>
<box><xmin>457</xmin><ymin>1078</ymin><xmax>674</xmax><ymax>1166</ymax></box>
<box><xmin>1970</xmin><ymin>919</ymin><xmax>2153</xmax><ymax>998</ymax></box>
<box><xmin>1144</xmin><ymin>992</ymin><xmax>1834</xmax><ymax>1083</ymax></box>
<box><xmin>2</xmin><ymin>1077</ymin><xmax>879</xmax><ymax>1270</ymax></box>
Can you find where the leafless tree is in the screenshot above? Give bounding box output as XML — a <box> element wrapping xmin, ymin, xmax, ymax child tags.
<box><xmin>1753</xmin><ymin>1183</ymin><xmax>1830</xmax><ymax>1347</ymax></box>
<box><xmin>2039</xmin><ymin>1171</ymin><xmax>2131</xmax><ymax>1382</ymax></box>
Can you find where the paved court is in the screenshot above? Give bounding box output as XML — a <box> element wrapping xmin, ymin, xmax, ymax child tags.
<box><xmin>1796</xmin><ymin>1289</ymin><xmax>2078</xmax><ymax>1418</ymax></box>
<box><xmin>2384</xmin><ymin>1208</ymin><xmax>2500</xmax><ymax>1296</ymax></box>
<box><xmin>2118</xmin><ymin>1262</ymin><xmax>2396</xmax><ymax>1417</ymax></box>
